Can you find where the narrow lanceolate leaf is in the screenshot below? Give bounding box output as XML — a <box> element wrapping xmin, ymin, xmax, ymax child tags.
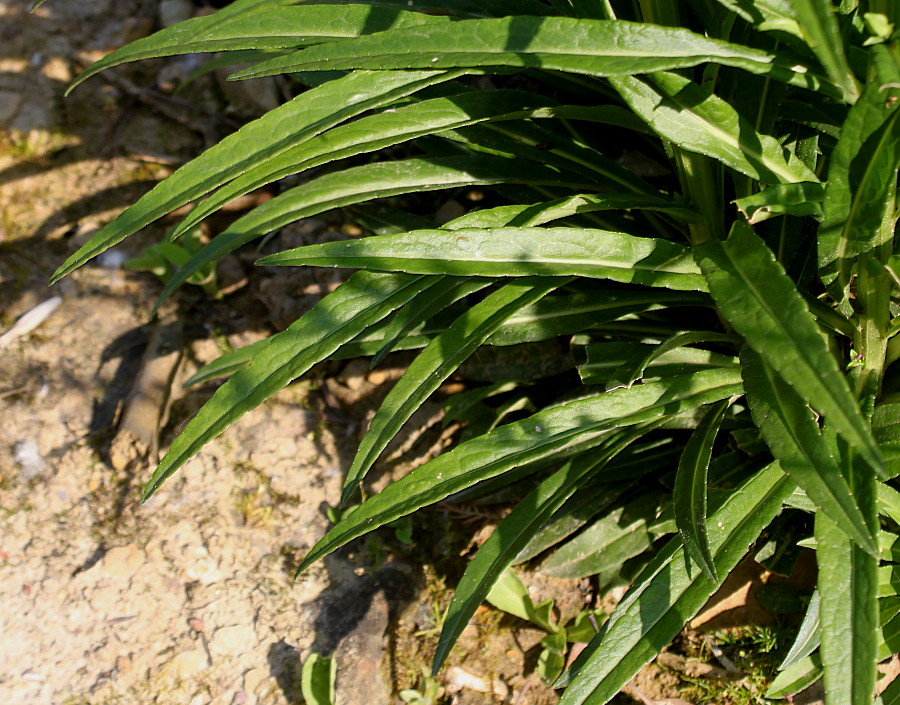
<box><xmin>818</xmin><ymin>47</ymin><xmax>900</xmax><ymax>309</ymax></box>
<box><xmin>787</xmin><ymin>0</ymin><xmax>859</xmax><ymax>102</ymax></box>
<box><xmin>734</xmin><ymin>182</ymin><xmax>825</xmax><ymax>224</ymax></box>
<box><xmin>297</xmin><ymin>367</ymin><xmax>745</xmax><ymax>575</ymax></box>
<box><xmin>158</xmin><ymin>156</ymin><xmax>594</xmax><ymax>309</ymax></box>
<box><xmin>766</xmin><ymin>653</ymin><xmax>823</xmax><ymax>699</ymax></box>
<box><xmin>816</xmin><ymin>510</ymin><xmax>878</xmax><ymax>705</ymax></box>
<box><xmin>719</xmin><ymin>0</ymin><xmax>803</xmax><ymax>39</ymax></box>
<box><xmin>880</xmin><ymin>677</ymin><xmax>900</xmax><ymax>705</ymax></box>
<box><xmin>51</xmin><ymin>69</ymin><xmax>459</xmax><ymax>283</ymax></box>
<box><xmin>557</xmin><ymin>463</ymin><xmax>793</xmax><ymax>705</ymax></box>
<box><xmin>171</xmin><ymin>90</ymin><xmax>581</xmax><ymax>239</ymax></box>
<box><xmin>293</xmin><ymin>0</ymin><xmax>558</xmax><ymax>19</ymax></box>
<box><xmin>741</xmin><ymin>348</ymin><xmax>877</xmax><ymax>555</ymax></box>
<box><xmin>141</xmin><ymin>272</ymin><xmax>434</xmax><ymax>500</ymax></box>
<box><xmin>183</xmin><ymin>339</ymin><xmax>269</xmax><ymax>387</ymax></box>
<box><xmin>580</xmin><ymin>342</ymin><xmax>737</xmax><ymax>386</ymax></box>
<box><xmin>674</xmin><ymin>400</ymin><xmax>728</xmax><ymax>582</ymax></box>
<box><xmin>488</xmin><ymin>290</ymin><xmax>710</xmax><ymax>347</ymax></box>
<box><xmin>231</xmin><ymin>16</ymin><xmax>822</xmax><ymax>90</ymax></box>
<box><xmin>443</xmin><ymin>192</ymin><xmax>699</xmax><ymax>229</ymax></box>
<box><xmin>779</xmin><ymin>590</ymin><xmax>821</xmax><ymax>670</ymax></box>
<box><xmin>607</xmin><ymin>331</ymin><xmax>739</xmax><ymax>390</ymax></box>
<box><xmin>341</xmin><ymin>277</ymin><xmax>566</xmax><ymax>504</ymax></box>
<box><xmin>612</xmin><ymin>73</ymin><xmax>818</xmax><ymax>184</ymax></box>
<box><xmin>695</xmin><ymin>222</ymin><xmax>884</xmax><ymax>477</ymax></box>
<box><xmin>371</xmin><ymin>276</ymin><xmax>489</xmax><ymax>366</ymax></box>
<box><xmin>538</xmin><ymin>496</ymin><xmax>657</xmax><ymax>580</ymax></box>
<box><xmin>67</xmin><ymin>4</ymin><xmax>451</xmax><ymax>94</ymax></box>
<box><xmin>434</xmin><ymin>428</ymin><xmax>648</xmax><ymax>672</ymax></box>
<box><xmin>259</xmin><ymin>227</ymin><xmax>707</xmax><ymax>291</ymax></box>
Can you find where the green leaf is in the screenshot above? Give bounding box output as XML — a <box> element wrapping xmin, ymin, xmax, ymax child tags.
<box><xmin>297</xmin><ymin>367</ymin><xmax>745</xmax><ymax>575</ymax></box>
<box><xmin>879</xmin><ymin>676</ymin><xmax>900</xmax><ymax>705</ymax></box>
<box><xmin>539</xmin><ymin>630</ymin><xmax>569</xmax><ymax>683</ymax></box>
<box><xmin>606</xmin><ymin>331</ymin><xmax>739</xmax><ymax>390</ymax></box>
<box><xmin>342</xmin><ymin>276</ymin><xmax>566</xmax><ymax>504</ymax></box>
<box><xmin>716</xmin><ymin>0</ymin><xmax>803</xmax><ymax>38</ymax></box>
<box><xmin>556</xmin><ymin>463</ymin><xmax>793</xmax><ymax>705</ymax></box>
<box><xmin>301</xmin><ymin>653</ymin><xmax>336</xmax><ymax>705</ymax></box>
<box><xmin>580</xmin><ymin>342</ymin><xmax>737</xmax><ymax>386</ymax></box>
<box><xmin>734</xmin><ymin>182</ymin><xmax>825</xmax><ymax>224</ymax></box>
<box><xmin>674</xmin><ymin>400</ymin><xmax>728</xmax><ymax>582</ymax></box>
<box><xmin>538</xmin><ymin>495</ymin><xmax>657</xmax><ymax>581</ymax></box>
<box><xmin>874</xmin><ymin>403</ymin><xmax>900</xmax><ymax>478</ymax></box>
<box><xmin>160</xmin><ymin>156</ymin><xmax>594</xmax><ymax>309</ymax></box>
<box><xmin>371</xmin><ymin>276</ymin><xmax>489</xmax><ymax>366</ymax></box>
<box><xmin>51</xmin><ymin>69</ymin><xmax>460</xmax><ymax>283</ymax></box>
<box><xmin>741</xmin><ymin>347</ymin><xmax>877</xmax><ymax>555</ymax></box>
<box><xmin>141</xmin><ymin>272</ymin><xmax>434</xmax><ymax>500</ymax></box>
<box><xmin>513</xmin><ymin>479</ymin><xmax>628</xmax><ymax>564</ymax></box>
<box><xmin>816</xmin><ymin>511</ymin><xmax>879</xmax><ymax>705</ymax></box>
<box><xmin>766</xmin><ymin>653</ymin><xmax>823</xmax><ymax>699</ymax></box>
<box><xmin>787</xmin><ymin>0</ymin><xmax>859</xmax><ymax>101</ymax></box>
<box><xmin>488</xmin><ymin>290</ymin><xmax>710</xmax><ymax>346</ymax></box>
<box><xmin>612</xmin><ymin>72</ymin><xmax>819</xmax><ymax>184</ymax></box>
<box><xmin>443</xmin><ymin>192</ymin><xmax>699</xmax><ymax>228</ymax></box>
<box><xmin>170</xmin><ymin>90</ymin><xmax>588</xmax><ymax>241</ymax></box>
<box><xmin>434</xmin><ymin>437</ymin><xmax>637</xmax><ymax>672</ymax></box>
<box><xmin>259</xmin><ymin>226</ymin><xmax>708</xmax><ymax>292</ymax></box>
<box><xmin>485</xmin><ymin>569</ymin><xmax>557</xmax><ymax>632</ymax></box>
<box><xmin>183</xmin><ymin>339</ymin><xmax>269</xmax><ymax>387</ymax></box>
<box><xmin>67</xmin><ymin>4</ymin><xmax>452</xmax><ymax>94</ymax></box>
<box><xmin>818</xmin><ymin>46</ymin><xmax>900</xmax><ymax>310</ymax></box>
<box><xmin>232</xmin><ymin>16</ymin><xmax>823</xmax><ymax>90</ymax></box>
<box><xmin>294</xmin><ymin>0</ymin><xmax>558</xmax><ymax>19</ymax></box>
<box><xmin>695</xmin><ymin>222</ymin><xmax>884</xmax><ymax>477</ymax></box>
<box><xmin>779</xmin><ymin>590</ymin><xmax>821</xmax><ymax>670</ymax></box>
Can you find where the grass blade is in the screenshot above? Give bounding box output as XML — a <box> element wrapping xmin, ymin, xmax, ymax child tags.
<box><xmin>695</xmin><ymin>221</ymin><xmax>884</xmax><ymax>476</ymax></box>
<box><xmin>142</xmin><ymin>272</ymin><xmax>434</xmax><ymax>499</ymax></box>
<box><xmin>258</xmin><ymin>226</ymin><xmax>707</xmax><ymax>291</ymax></box>
<box><xmin>342</xmin><ymin>277</ymin><xmax>567</xmax><ymax>504</ymax></box>
<box><xmin>674</xmin><ymin>400</ymin><xmax>728</xmax><ymax>582</ymax></box>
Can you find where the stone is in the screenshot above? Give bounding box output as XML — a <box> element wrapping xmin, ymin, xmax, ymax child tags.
<box><xmin>243</xmin><ymin>668</ymin><xmax>265</xmax><ymax>695</ymax></box>
<box><xmin>99</xmin><ymin>544</ymin><xmax>144</xmax><ymax>580</ymax></box>
<box><xmin>210</xmin><ymin>625</ymin><xmax>256</xmax><ymax>656</ymax></box>
<box><xmin>165</xmin><ymin>650</ymin><xmax>210</xmax><ymax>679</ymax></box>
<box><xmin>184</xmin><ymin>549</ymin><xmax>223</xmax><ymax>585</ymax></box>
<box><xmin>0</xmin><ymin>89</ymin><xmax>22</xmax><ymax>123</ymax></box>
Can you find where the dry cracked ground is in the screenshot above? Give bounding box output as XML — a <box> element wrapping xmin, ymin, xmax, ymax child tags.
<box><xmin>0</xmin><ymin>2</ymin><xmax>840</xmax><ymax>704</ymax></box>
